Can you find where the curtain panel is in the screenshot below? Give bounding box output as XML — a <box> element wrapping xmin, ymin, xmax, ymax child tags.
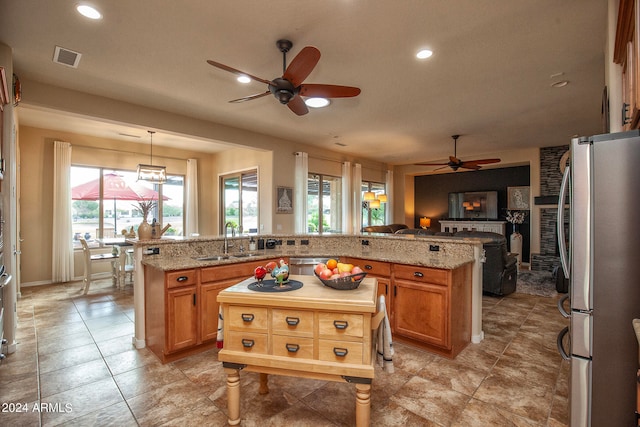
<box><xmin>52</xmin><ymin>141</ymin><xmax>74</xmax><ymax>282</ymax></box>
<box><xmin>185</xmin><ymin>159</ymin><xmax>199</xmax><ymax>236</ymax></box>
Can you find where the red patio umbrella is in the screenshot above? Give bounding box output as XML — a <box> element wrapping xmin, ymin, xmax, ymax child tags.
<box><xmin>72</xmin><ymin>172</ymin><xmax>169</xmax><ymax>234</ymax></box>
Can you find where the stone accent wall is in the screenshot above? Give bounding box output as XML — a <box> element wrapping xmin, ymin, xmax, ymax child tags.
<box><xmin>531</xmin><ymin>145</ymin><xmax>569</xmax><ymax>272</ymax></box>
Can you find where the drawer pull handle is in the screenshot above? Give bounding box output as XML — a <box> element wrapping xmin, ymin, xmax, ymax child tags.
<box><xmin>286</xmin><ymin>343</ymin><xmax>300</xmax><ymax>353</ymax></box>
<box><xmin>285</xmin><ymin>317</ymin><xmax>300</xmax><ymax>326</ymax></box>
<box><xmin>413</xmin><ymin>271</ymin><xmax>424</xmax><ymax>278</ymax></box>
<box><xmin>333</xmin><ymin>320</ymin><xmax>349</xmax><ymax>330</ymax></box>
<box><xmin>241</xmin><ymin>339</ymin><xmax>255</xmax><ymax>348</ymax></box>
<box><xmin>333</xmin><ymin>347</ymin><xmax>349</xmax><ymax>357</ymax></box>
<box><xmin>176</xmin><ymin>276</ymin><xmax>189</xmax><ymax>282</ymax></box>
<box><xmin>241</xmin><ymin>313</ymin><xmax>255</xmax><ymax>322</ymax></box>
<box><xmin>364</xmin><ymin>264</ymin><xmax>373</xmax><ymax>270</ymax></box>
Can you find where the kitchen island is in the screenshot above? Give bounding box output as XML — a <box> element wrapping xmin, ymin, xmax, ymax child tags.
<box><xmin>135</xmin><ymin>233</ymin><xmax>484</xmax><ymax>361</ymax></box>
<box><xmin>217</xmin><ymin>275</ymin><xmax>380</xmax><ymax>427</ymax></box>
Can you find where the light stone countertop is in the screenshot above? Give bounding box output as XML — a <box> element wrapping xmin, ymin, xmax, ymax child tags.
<box><xmin>136</xmin><ymin>233</ymin><xmax>480</xmax><ymax>272</ymax></box>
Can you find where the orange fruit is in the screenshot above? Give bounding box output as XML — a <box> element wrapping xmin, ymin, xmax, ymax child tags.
<box><xmin>326</xmin><ymin>258</ymin><xmax>338</xmax><ymax>270</ymax></box>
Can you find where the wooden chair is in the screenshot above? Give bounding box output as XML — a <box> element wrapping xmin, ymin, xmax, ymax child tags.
<box><xmin>79</xmin><ymin>238</ymin><xmax>118</xmax><ymax>294</ymax></box>
<box><xmin>116</xmin><ymin>246</ymin><xmax>135</xmax><ymax>289</ymax></box>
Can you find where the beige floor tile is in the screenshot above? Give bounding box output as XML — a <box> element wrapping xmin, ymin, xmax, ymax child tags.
<box><xmin>114</xmin><ymin>362</ymin><xmax>188</xmax><ymax>399</ymax></box>
<box><xmin>38</xmin><ymin>342</ymin><xmax>103</xmax><ymax>374</ymax></box>
<box><xmin>62</xmin><ymin>401</ymin><xmax>138</xmax><ymax>426</ymax></box>
<box><xmin>104</xmin><ymin>346</ymin><xmax>161</xmax><ymax>376</ymax></box>
<box><xmin>451</xmin><ymin>398</ymin><xmax>540</xmax><ymax>426</ymax></box>
<box><xmin>40</xmin><ymin>358</ymin><xmax>112</xmax><ymax>398</ymax></box>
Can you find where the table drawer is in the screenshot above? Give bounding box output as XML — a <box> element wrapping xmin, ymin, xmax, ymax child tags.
<box><xmin>318</xmin><ymin>312</ymin><xmax>363</xmax><ymax>339</ymax></box>
<box><xmin>227</xmin><ymin>306</ymin><xmax>268</xmax><ymax>332</ymax></box>
<box><xmin>272</xmin><ymin>309</ymin><xmax>314</xmax><ymax>337</ymax></box>
<box><xmin>318</xmin><ymin>339</ymin><xmax>363</xmax><ymax>364</ymax></box>
<box><xmin>272</xmin><ymin>335</ymin><xmax>314</xmax><ymax>359</ymax></box>
<box><xmin>166</xmin><ymin>269</ymin><xmax>197</xmax><ymax>288</ymax></box>
<box><xmin>226</xmin><ymin>331</ymin><xmax>268</xmax><ymax>354</ymax></box>
<box><xmin>394</xmin><ymin>264</ymin><xmax>448</xmax><ymax>286</ymax></box>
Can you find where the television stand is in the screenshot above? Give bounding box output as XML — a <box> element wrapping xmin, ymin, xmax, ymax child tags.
<box><xmin>440</xmin><ymin>220</ymin><xmax>507</xmax><ymax>235</ymax></box>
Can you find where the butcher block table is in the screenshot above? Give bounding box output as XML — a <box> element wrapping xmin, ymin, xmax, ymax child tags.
<box><xmin>217</xmin><ymin>274</ymin><xmax>382</xmax><ymax>426</ymax></box>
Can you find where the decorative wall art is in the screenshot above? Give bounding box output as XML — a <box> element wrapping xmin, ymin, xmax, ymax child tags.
<box><xmin>276</xmin><ymin>186</ymin><xmax>293</xmax><ymax>213</ymax></box>
<box><xmin>507</xmin><ymin>186</ymin><xmax>530</xmax><ymax>210</ymax></box>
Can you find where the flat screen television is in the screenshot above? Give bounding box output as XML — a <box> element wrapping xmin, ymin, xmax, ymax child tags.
<box><xmin>448</xmin><ymin>191</ymin><xmax>498</xmax><ymax>219</ymax></box>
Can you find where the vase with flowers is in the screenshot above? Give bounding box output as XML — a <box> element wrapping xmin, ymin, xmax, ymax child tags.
<box><xmin>135</xmin><ymin>199</ymin><xmax>156</xmax><ymax>240</ymax></box>
<box><xmin>505</xmin><ymin>210</ymin><xmax>526</xmax><ymax>268</ymax></box>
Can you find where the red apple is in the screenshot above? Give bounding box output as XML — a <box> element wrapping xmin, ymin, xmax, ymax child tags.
<box><xmin>330</xmin><ymin>274</ymin><xmax>340</xmax><ymax>280</ymax></box>
<box><xmin>314</xmin><ymin>263</ymin><xmax>326</xmax><ymax>276</ymax></box>
<box><xmin>320</xmin><ymin>268</ymin><xmax>333</xmax><ymax>280</ymax></box>
<box><xmin>332</xmin><ymin>268</ymin><xmax>339</xmax><ymax>274</ymax></box>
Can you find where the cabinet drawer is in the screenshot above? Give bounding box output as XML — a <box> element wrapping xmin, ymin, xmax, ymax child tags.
<box><xmin>227</xmin><ymin>306</ymin><xmax>268</xmax><ymax>332</ymax></box>
<box><xmin>318</xmin><ymin>339</ymin><xmax>363</xmax><ymax>364</ymax></box>
<box><xmin>272</xmin><ymin>309</ymin><xmax>314</xmax><ymax>337</ymax></box>
<box><xmin>394</xmin><ymin>264</ymin><xmax>448</xmax><ymax>286</ymax></box>
<box><xmin>226</xmin><ymin>331</ymin><xmax>268</xmax><ymax>354</ymax></box>
<box><xmin>272</xmin><ymin>335</ymin><xmax>314</xmax><ymax>359</ymax></box>
<box><xmin>318</xmin><ymin>313</ymin><xmax>363</xmax><ymax>339</ymax></box>
<box><xmin>350</xmin><ymin>258</ymin><xmax>391</xmax><ymax>277</ymax></box>
<box><xmin>166</xmin><ymin>269</ymin><xmax>197</xmax><ymax>288</ymax></box>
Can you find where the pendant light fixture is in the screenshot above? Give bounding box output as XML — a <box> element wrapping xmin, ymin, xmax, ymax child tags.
<box><xmin>137</xmin><ymin>130</ymin><xmax>167</xmax><ymax>183</ymax></box>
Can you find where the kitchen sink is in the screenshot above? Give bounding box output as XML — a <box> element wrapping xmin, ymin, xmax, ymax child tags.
<box><xmin>194</xmin><ymin>253</ymin><xmax>256</xmax><ymax>261</ymax></box>
<box><xmin>231</xmin><ymin>253</ymin><xmax>255</xmax><ymax>258</ymax></box>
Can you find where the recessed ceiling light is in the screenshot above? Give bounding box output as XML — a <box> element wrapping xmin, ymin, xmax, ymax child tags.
<box><xmin>237</xmin><ymin>75</ymin><xmax>251</xmax><ymax>84</ymax></box>
<box><xmin>305</xmin><ymin>97</ymin><xmax>330</xmax><ymax>108</ymax></box>
<box><xmin>551</xmin><ymin>80</ymin><xmax>569</xmax><ymax>88</ymax></box>
<box><xmin>76</xmin><ymin>4</ymin><xmax>102</xmax><ymax>20</ymax></box>
<box><xmin>416</xmin><ymin>49</ymin><xmax>433</xmax><ymax>59</ymax></box>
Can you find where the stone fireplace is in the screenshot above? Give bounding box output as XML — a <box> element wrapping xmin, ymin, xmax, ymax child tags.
<box><xmin>531</xmin><ymin>145</ymin><xmax>569</xmax><ymax>272</ymax></box>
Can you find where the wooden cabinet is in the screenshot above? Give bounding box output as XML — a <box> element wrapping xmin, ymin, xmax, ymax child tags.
<box><xmin>145</xmin><ymin>258</ymin><xmax>285</xmax><ymax>363</ymax></box>
<box><xmin>392</xmin><ymin>262</ymin><xmax>472</xmax><ymax>358</ymax></box>
<box><xmin>615</xmin><ymin>0</ymin><xmax>640</xmax><ymax>129</ymax></box>
<box><xmin>342</xmin><ymin>257</ymin><xmax>391</xmax><ymax>317</ymax></box>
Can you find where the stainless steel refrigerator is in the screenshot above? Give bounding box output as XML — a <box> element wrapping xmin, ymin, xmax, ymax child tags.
<box><xmin>557</xmin><ymin>130</ymin><xmax>640</xmax><ymax>426</ymax></box>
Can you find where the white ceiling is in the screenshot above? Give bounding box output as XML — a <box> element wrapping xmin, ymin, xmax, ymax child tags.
<box><xmin>0</xmin><ymin>0</ymin><xmax>608</xmax><ymax>165</ymax></box>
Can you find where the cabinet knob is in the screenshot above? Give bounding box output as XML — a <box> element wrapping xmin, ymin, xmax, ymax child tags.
<box><xmin>333</xmin><ymin>320</ymin><xmax>349</xmax><ymax>330</ymax></box>
<box><xmin>241</xmin><ymin>339</ymin><xmax>255</xmax><ymax>348</ymax></box>
<box><xmin>176</xmin><ymin>276</ymin><xmax>189</xmax><ymax>282</ymax></box>
<box><xmin>364</xmin><ymin>264</ymin><xmax>373</xmax><ymax>270</ymax></box>
<box><xmin>285</xmin><ymin>317</ymin><xmax>300</xmax><ymax>326</ymax></box>
<box><xmin>285</xmin><ymin>343</ymin><xmax>300</xmax><ymax>353</ymax></box>
<box><xmin>414</xmin><ymin>271</ymin><xmax>424</xmax><ymax>278</ymax></box>
<box><xmin>241</xmin><ymin>313</ymin><xmax>255</xmax><ymax>322</ymax></box>
<box><xmin>333</xmin><ymin>347</ymin><xmax>349</xmax><ymax>357</ymax></box>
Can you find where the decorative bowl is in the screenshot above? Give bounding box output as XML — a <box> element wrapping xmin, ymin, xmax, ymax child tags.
<box><xmin>314</xmin><ymin>271</ymin><xmax>367</xmax><ymax>290</ymax></box>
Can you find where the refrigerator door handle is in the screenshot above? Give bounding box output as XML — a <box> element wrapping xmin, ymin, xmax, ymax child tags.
<box><xmin>557</xmin><ymin>163</ymin><xmax>570</xmax><ymax>279</ymax></box>
<box><xmin>557</xmin><ymin>294</ymin><xmax>571</xmax><ymax>318</ymax></box>
<box><xmin>556</xmin><ymin>326</ymin><xmax>570</xmax><ymax>360</ymax></box>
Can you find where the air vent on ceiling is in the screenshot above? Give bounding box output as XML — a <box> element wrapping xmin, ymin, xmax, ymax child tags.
<box><xmin>53</xmin><ymin>46</ymin><xmax>82</xmax><ymax>68</ymax></box>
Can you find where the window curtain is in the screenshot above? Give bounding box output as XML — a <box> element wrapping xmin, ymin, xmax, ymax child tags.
<box><xmin>52</xmin><ymin>141</ymin><xmax>74</xmax><ymax>282</ymax></box>
<box><xmin>341</xmin><ymin>161</ymin><xmax>352</xmax><ymax>234</ymax></box>
<box><xmin>353</xmin><ymin>163</ymin><xmax>363</xmax><ymax>233</ymax></box>
<box><xmin>385</xmin><ymin>169</ymin><xmax>394</xmax><ymax>224</ymax></box>
<box><xmin>294</xmin><ymin>152</ymin><xmax>308</xmax><ymax>233</ymax></box>
<box><xmin>185</xmin><ymin>159</ymin><xmax>199</xmax><ymax>236</ymax></box>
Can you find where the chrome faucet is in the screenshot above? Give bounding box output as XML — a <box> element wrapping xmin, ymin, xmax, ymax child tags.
<box><xmin>223</xmin><ymin>222</ymin><xmax>235</xmax><ymax>254</ymax></box>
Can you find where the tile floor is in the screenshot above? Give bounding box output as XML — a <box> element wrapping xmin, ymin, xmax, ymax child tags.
<box><xmin>0</xmin><ymin>278</ymin><xmax>570</xmax><ymax>426</ymax></box>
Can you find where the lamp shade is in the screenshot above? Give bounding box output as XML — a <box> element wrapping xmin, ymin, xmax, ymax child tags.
<box><xmin>420</xmin><ymin>217</ymin><xmax>431</xmax><ymax>228</ymax></box>
<box><xmin>137</xmin><ymin>164</ymin><xmax>167</xmax><ymax>183</ymax></box>
<box><xmin>369</xmin><ymin>199</ymin><xmax>381</xmax><ymax>208</ymax></box>
<box><xmin>363</xmin><ymin>191</ymin><xmax>376</xmax><ymax>201</ymax></box>
<box><xmin>377</xmin><ymin>194</ymin><xmax>388</xmax><ymax>203</ymax></box>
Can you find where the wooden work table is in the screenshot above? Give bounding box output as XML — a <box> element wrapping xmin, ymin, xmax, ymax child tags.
<box><xmin>217</xmin><ymin>274</ymin><xmax>381</xmax><ymax>426</ymax></box>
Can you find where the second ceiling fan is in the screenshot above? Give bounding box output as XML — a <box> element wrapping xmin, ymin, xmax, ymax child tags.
<box><xmin>415</xmin><ymin>135</ymin><xmax>501</xmax><ymax>171</ymax></box>
<box><xmin>206</xmin><ymin>39</ymin><xmax>361</xmax><ymax>116</ymax></box>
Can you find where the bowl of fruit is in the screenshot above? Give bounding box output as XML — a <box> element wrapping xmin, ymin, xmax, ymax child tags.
<box><xmin>313</xmin><ymin>259</ymin><xmax>367</xmax><ymax>290</ymax></box>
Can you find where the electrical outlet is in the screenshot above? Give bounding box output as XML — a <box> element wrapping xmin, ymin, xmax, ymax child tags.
<box><xmin>286</xmin><ymin>240</ymin><xmax>295</xmax><ymax>246</ymax></box>
<box><xmin>300</xmin><ymin>239</ymin><xmax>309</xmax><ymax>245</ymax></box>
<box><xmin>361</xmin><ymin>239</ymin><xmax>369</xmax><ymax>246</ymax></box>
<box><xmin>429</xmin><ymin>245</ymin><xmax>439</xmax><ymax>252</ymax></box>
<box><xmin>144</xmin><ymin>247</ymin><xmax>160</xmax><ymax>255</ymax></box>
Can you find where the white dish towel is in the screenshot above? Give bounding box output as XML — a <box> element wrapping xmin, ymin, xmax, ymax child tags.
<box><xmin>376</xmin><ymin>295</ymin><xmax>394</xmax><ymax>373</ymax></box>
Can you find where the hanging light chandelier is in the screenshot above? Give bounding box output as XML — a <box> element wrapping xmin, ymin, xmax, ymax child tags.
<box><xmin>137</xmin><ymin>130</ymin><xmax>167</xmax><ymax>183</ymax></box>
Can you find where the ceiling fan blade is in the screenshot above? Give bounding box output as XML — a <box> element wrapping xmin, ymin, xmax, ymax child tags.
<box><xmin>229</xmin><ymin>91</ymin><xmax>271</xmax><ymax>103</ymax></box>
<box><xmin>465</xmin><ymin>158</ymin><xmax>501</xmax><ymax>165</ymax></box>
<box><xmin>206</xmin><ymin>60</ymin><xmax>274</xmax><ymax>86</ymax></box>
<box><xmin>458</xmin><ymin>164</ymin><xmax>482</xmax><ymax>170</ymax></box>
<box><xmin>283</xmin><ymin>46</ymin><xmax>321</xmax><ymax>87</ymax></box>
<box><xmin>287</xmin><ymin>96</ymin><xmax>309</xmax><ymax>116</ymax></box>
<box><xmin>299</xmin><ymin>84</ymin><xmax>361</xmax><ymax>98</ymax></box>
<box><xmin>414</xmin><ymin>162</ymin><xmax>450</xmax><ymax>166</ymax></box>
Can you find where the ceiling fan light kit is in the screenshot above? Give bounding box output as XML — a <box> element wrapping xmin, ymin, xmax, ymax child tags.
<box><xmin>415</xmin><ymin>135</ymin><xmax>501</xmax><ymax>171</ymax></box>
<box><xmin>207</xmin><ymin>39</ymin><xmax>361</xmax><ymax>116</ymax></box>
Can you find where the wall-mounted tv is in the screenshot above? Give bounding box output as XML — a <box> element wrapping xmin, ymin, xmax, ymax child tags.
<box><xmin>448</xmin><ymin>191</ymin><xmax>498</xmax><ymax>219</ymax></box>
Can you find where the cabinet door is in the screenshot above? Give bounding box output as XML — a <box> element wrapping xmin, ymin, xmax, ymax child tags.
<box><xmin>200</xmin><ymin>278</ymin><xmax>240</xmax><ymax>342</ymax></box>
<box><xmin>393</xmin><ymin>279</ymin><xmax>449</xmax><ymax>349</ymax></box>
<box><xmin>167</xmin><ymin>286</ymin><xmax>198</xmax><ymax>352</ymax></box>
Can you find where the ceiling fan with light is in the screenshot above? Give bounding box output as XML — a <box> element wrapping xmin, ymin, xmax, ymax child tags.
<box><xmin>415</xmin><ymin>135</ymin><xmax>501</xmax><ymax>171</ymax></box>
<box><xmin>206</xmin><ymin>39</ymin><xmax>361</xmax><ymax>116</ymax></box>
